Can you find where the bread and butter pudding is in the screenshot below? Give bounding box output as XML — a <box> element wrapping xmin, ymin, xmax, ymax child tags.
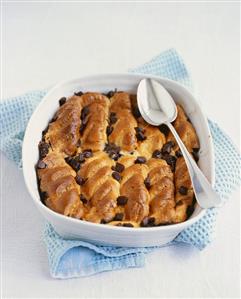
<box><xmin>36</xmin><ymin>91</ymin><xmax>199</xmax><ymax>228</ymax></box>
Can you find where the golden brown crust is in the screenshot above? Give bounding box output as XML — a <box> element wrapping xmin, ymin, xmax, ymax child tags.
<box><xmin>147</xmin><ymin>159</ymin><xmax>176</xmax><ymax>224</ymax></box>
<box><xmin>109</xmin><ymin>92</ymin><xmax>138</xmax><ymax>152</ymax></box>
<box><xmin>80</xmin><ymin>93</ymin><xmax>109</xmax><ymax>151</ymax></box>
<box><xmin>120</xmin><ymin>158</ymin><xmax>150</xmax><ymax>223</ymax></box>
<box><xmin>175</xmin><ymin>157</ymin><xmax>194</xmax><ymax>206</ymax></box>
<box><xmin>37</xmin><ymin>91</ymin><xmax>199</xmax><ymax>227</ymax></box>
<box><xmin>167</xmin><ymin>105</ymin><xmax>199</xmax><ymax>153</ymax></box>
<box><xmin>78</xmin><ymin>152</ymin><xmax>119</xmax><ymax>223</ymax></box>
<box><xmin>38</xmin><ymin>153</ymin><xmax>84</xmax><ymax>218</ymax></box>
<box><xmin>137</xmin><ymin>119</ymin><xmax>166</xmax><ymax>160</ymax></box>
<box><xmin>45</xmin><ymin>96</ymin><xmax>82</xmax><ymax>156</ymax></box>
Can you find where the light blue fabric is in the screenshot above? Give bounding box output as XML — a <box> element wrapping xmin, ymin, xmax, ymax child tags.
<box><xmin>1</xmin><ymin>49</ymin><xmax>240</xmax><ymax>279</ymax></box>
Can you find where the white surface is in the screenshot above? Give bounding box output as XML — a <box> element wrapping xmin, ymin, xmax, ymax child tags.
<box><xmin>1</xmin><ymin>2</ymin><xmax>240</xmax><ymax>298</ymax></box>
<box><xmin>22</xmin><ymin>74</ymin><xmax>212</xmax><ymax>247</ymax></box>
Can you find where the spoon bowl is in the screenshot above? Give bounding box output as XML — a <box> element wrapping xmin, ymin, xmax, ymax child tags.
<box><xmin>137</xmin><ymin>78</ymin><xmax>177</xmax><ymax>124</ymax></box>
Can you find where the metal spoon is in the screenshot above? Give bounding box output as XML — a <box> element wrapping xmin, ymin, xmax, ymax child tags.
<box><xmin>137</xmin><ymin>78</ymin><xmax>221</xmax><ymax>209</ymax></box>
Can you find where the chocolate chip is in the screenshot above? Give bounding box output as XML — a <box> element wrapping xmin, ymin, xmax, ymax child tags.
<box><xmin>100</xmin><ymin>219</ymin><xmax>107</xmax><ymax>224</ymax></box>
<box><xmin>135</xmin><ymin>127</ymin><xmax>144</xmax><ymax>133</ymax></box>
<box><xmin>106</xmin><ymin>126</ymin><xmax>113</xmax><ymax>136</ymax></box>
<box><xmin>104</xmin><ymin>143</ymin><xmax>121</xmax><ymax>160</ymax></box>
<box><xmin>141</xmin><ymin>216</ymin><xmax>156</xmax><ymax>227</ymax></box>
<box><xmin>112</xmin><ymin>154</ymin><xmax>121</xmax><ymax>161</ymax></box>
<box><xmin>113</xmin><ymin>213</ymin><xmax>124</xmax><ymax>221</ymax></box>
<box><xmin>136</xmin><ymin>131</ymin><xmax>146</xmax><ymax>141</ymax></box>
<box><xmin>59</xmin><ymin>97</ymin><xmax>66</xmax><ymax>106</ymax></box>
<box><xmin>161</xmin><ymin>141</ymin><xmax>175</xmax><ymax>154</ymax></box>
<box><xmin>133</xmin><ymin>106</ymin><xmax>141</xmax><ymax>118</ymax></box>
<box><xmin>187</xmin><ymin>204</ymin><xmax>195</xmax><ymax>218</ymax></box>
<box><xmin>193</xmin><ymin>148</ymin><xmax>200</xmax><ymax>153</ymax></box>
<box><xmin>112</xmin><ymin>162</ymin><xmax>125</xmax><ymax>173</ymax></box>
<box><xmin>104</xmin><ymin>143</ymin><xmax>120</xmax><ymax>153</ymax></box>
<box><xmin>81</xmin><ymin>106</ymin><xmax>90</xmax><ymax>120</ymax></box>
<box><xmin>79</xmin><ymin>123</ymin><xmax>86</xmax><ymax>134</ymax></box>
<box><xmin>105</xmin><ymin>89</ymin><xmax>117</xmax><ymax>98</ymax></box>
<box><xmin>175</xmin><ymin>149</ymin><xmax>183</xmax><ymax>157</ymax></box>
<box><xmin>179</xmin><ymin>186</ymin><xmax>188</xmax><ymax>195</ymax></box>
<box><xmin>115</xmin><ymin>162</ymin><xmax>125</xmax><ymax>172</ymax></box>
<box><xmin>109</xmin><ymin>112</ymin><xmax>117</xmax><ymax>124</ymax></box>
<box><xmin>176</xmin><ymin>200</ymin><xmax>184</xmax><ymax>206</ymax></box>
<box><xmin>112</xmin><ymin>171</ymin><xmax>121</xmax><ymax>182</ymax></box>
<box><xmin>38</xmin><ymin>141</ymin><xmax>50</xmax><ymax>159</ymax></box>
<box><xmin>106</xmin><ymin>91</ymin><xmax>114</xmax><ymax>98</ymax></box>
<box><xmin>192</xmin><ymin>151</ymin><xmax>199</xmax><ymax>162</ymax></box>
<box><xmin>152</xmin><ymin>149</ymin><xmax>162</xmax><ymax>159</ymax></box>
<box><xmin>76</xmin><ymin>175</ymin><xmax>87</xmax><ymax>185</ymax></box>
<box><xmin>110</xmin><ymin>152</ymin><xmax>121</xmax><ymax>161</ymax></box>
<box><xmin>80</xmin><ymin>194</ymin><xmax>88</xmax><ymax>204</ymax></box>
<box><xmin>76</xmin><ymin>153</ymin><xmax>85</xmax><ymax>163</ymax></box>
<box><xmin>192</xmin><ymin>148</ymin><xmax>199</xmax><ymax>162</ymax></box>
<box><xmin>122</xmin><ymin>223</ymin><xmax>134</xmax><ymax>227</ymax></box>
<box><xmin>64</xmin><ymin>156</ymin><xmax>72</xmax><ymax>164</ymax></box>
<box><xmin>65</xmin><ymin>157</ymin><xmax>81</xmax><ymax>171</ymax></box>
<box><xmin>104</xmin><ymin>144</ymin><xmax>111</xmax><ymax>151</ymax></box>
<box><xmin>158</xmin><ymin>124</ymin><xmax>170</xmax><ymax>136</ymax></box>
<box><xmin>135</xmin><ymin>127</ymin><xmax>146</xmax><ymax>141</ymax></box>
<box><xmin>117</xmin><ymin>196</ymin><xmax>128</xmax><ymax>206</ymax></box>
<box><xmin>148</xmin><ymin>217</ymin><xmax>156</xmax><ymax>225</ymax></box>
<box><xmin>83</xmin><ymin>149</ymin><xmax>93</xmax><ymax>158</ymax></box>
<box><xmin>74</xmin><ymin>91</ymin><xmax>83</xmax><ymax>96</ymax></box>
<box><xmin>37</xmin><ymin>160</ymin><xmax>46</xmax><ymax>169</ymax></box>
<box><xmin>144</xmin><ymin>176</ymin><xmax>151</xmax><ymax>190</ymax></box>
<box><xmin>162</xmin><ymin>154</ymin><xmax>176</xmax><ymax>172</ymax></box>
<box><xmin>135</xmin><ymin>156</ymin><xmax>146</xmax><ymax>164</ymax></box>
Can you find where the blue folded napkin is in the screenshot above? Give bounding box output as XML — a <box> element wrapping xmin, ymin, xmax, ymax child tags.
<box><xmin>1</xmin><ymin>49</ymin><xmax>240</xmax><ymax>279</ymax></box>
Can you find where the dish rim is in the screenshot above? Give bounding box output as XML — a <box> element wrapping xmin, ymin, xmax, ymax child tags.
<box><xmin>22</xmin><ymin>72</ymin><xmax>215</xmax><ymax>232</ymax></box>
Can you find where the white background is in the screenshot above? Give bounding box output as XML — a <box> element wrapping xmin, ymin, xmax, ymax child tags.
<box><xmin>1</xmin><ymin>2</ymin><xmax>240</xmax><ymax>298</ymax></box>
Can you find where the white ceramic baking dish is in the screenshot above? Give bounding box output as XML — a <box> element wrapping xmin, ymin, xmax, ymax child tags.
<box><xmin>22</xmin><ymin>74</ymin><xmax>215</xmax><ymax>247</ymax></box>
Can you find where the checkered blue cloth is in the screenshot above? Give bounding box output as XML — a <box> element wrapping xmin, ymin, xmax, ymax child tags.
<box><xmin>1</xmin><ymin>49</ymin><xmax>240</xmax><ymax>278</ymax></box>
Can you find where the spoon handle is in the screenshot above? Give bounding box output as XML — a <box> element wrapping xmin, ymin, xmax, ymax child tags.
<box><xmin>166</xmin><ymin>122</ymin><xmax>221</xmax><ymax>209</ymax></box>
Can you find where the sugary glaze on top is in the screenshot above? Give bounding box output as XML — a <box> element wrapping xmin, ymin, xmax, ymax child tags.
<box><xmin>37</xmin><ymin>91</ymin><xmax>200</xmax><ymax>228</ymax></box>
